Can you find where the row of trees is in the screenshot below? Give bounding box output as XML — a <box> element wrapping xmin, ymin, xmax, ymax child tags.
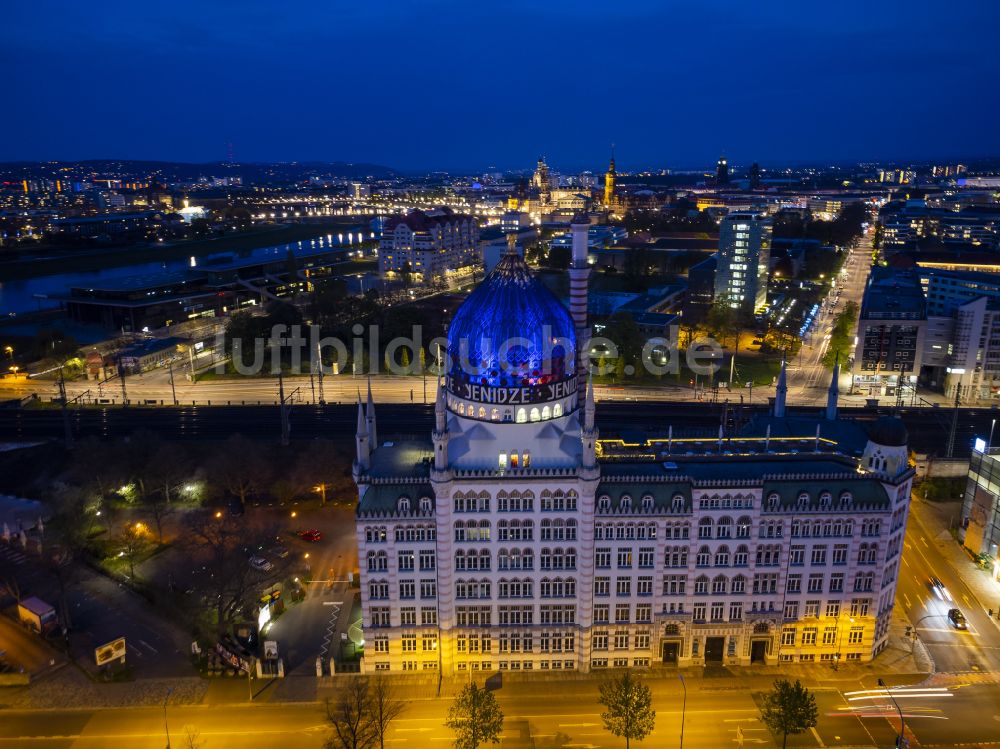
<box><xmin>325</xmin><ymin>674</ymin><xmax>817</xmax><ymax>749</ymax></box>
<box><xmin>821</xmin><ymin>301</ymin><xmax>859</xmax><ymax>369</ymax></box>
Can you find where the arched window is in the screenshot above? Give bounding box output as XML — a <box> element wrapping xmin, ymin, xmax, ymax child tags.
<box><xmin>491</xmin><ymin>408</ymin><xmax>500</xmax><ymax>420</ymax></box>
<box><xmin>797</xmin><ymin>492</ymin><xmax>810</xmax><ymax>509</ymax></box>
<box><xmin>397</xmin><ymin>496</ymin><xmax>411</xmax><ymax>513</ymax></box>
<box><xmin>698</xmin><ymin>517</ymin><xmax>713</xmax><ymax>539</ymax></box>
<box><xmin>696</xmin><ymin>545</ymin><xmax>711</xmax><ymax>566</ymax></box>
<box><xmin>516</xmin><ymin>408</ymin><xmax>527</xmax><ymax>423</ymax></box>
<box><xmin>734</xmin><ymin>544</ymin><xmax>749</xmax><ymax>566</ymax></box>
<box><xmin>419</xmin><ymin>496</ymin><xmax>432</xmax><ymax>513</ymax></box>
<box><xmin>642</xmin><ymin>494</ymin><xmax>654</xmax><ymax>512</ymax></box>
<box><xmin>736</xmin><ymin>516</ymin><xmax>752</xmax><ymax>538</ymax></box>
<box><xmin>819</xmin><ymin>492</ymin><xmax>832</xmax><ymax>509</ymax></box>
<box><xmin>553</xmin><ymin>403</ymin><xmax>563</xmax><ymax>417</ymax></box>
<box><xmin>530</xmin><ymin>407</ymin><xmax>540</xmax><ymax>422</ymax></box>
<box><xmin>672</xmin><ymin>494</ymin><xmax>685</xmax><ymax>511</ymax></box>
<box><xmin>767</xmin><ymin>492</ymin><xmax>780</xmax><ymax>510</ymax></box>
<box><xmin>598</xmin><ymin>495</ymin><xmax>611</xmax><ymax>512</ymax></box>
<box><xmin>712</xmin><ymin>574</ymin><xmax>728</xmax><ymax>594</ymax></box>
<box><xmin>541</xmin><ymin>405</ymin><xmax>551</xmax><ymax>420</ymax></box>
<box><xmin>714</xmin><ymin>545</ymin><xmax>730</xmax><ymax>566</ymax></box>
<box><xmin>620</xmin><ymin>494</ymin><xmax>632</xmax><ymax>512</ymax></box>
<box><xmin>733</xmin><ymin>574</ymin><xmax>748</xmax><ymax>594</ymax></box>
<box><xmin>478</xmin><ymin>406</ymin><xmax>486</xmax><ymax>419</ymax></box>
<box><xmin>717</xmin><ymin>516</ymin><xmax>733</xmax><ymax>538</ymax></box>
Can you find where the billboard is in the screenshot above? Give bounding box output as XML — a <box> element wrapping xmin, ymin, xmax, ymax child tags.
<box><xmin>95</xmin><ymin>638</ymin><xmax>126</xmax><ymax>666</ymax></box>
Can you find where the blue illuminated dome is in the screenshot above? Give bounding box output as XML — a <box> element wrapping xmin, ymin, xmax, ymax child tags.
<box><xmin>447</xmin><ymin>251</ymin><xmax>576</xmax><ymax>390</ymax></box>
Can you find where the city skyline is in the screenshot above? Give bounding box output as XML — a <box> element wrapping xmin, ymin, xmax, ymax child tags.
<box><xmin>4</xmin><ymin>1</ymin><xmax>999</xmax><ymax>171</ymax></box>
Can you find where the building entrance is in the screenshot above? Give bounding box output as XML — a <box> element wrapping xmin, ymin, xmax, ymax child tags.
<box><xmin>704</xmin><ymin>636</ymin><xmax>725</xmax><ymax>663</ymax></box>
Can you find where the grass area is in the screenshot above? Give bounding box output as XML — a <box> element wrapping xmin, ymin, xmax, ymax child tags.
<box><xmin>0</xmin><ymin>222</ymin><xmax>366</xmax><ymax>281</ymax></box>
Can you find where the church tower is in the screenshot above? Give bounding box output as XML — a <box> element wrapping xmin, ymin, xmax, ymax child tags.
<box><xmin>602</xmin><ymin>146</ymin><xmax>616</xmax><ymax>208</ymax></box>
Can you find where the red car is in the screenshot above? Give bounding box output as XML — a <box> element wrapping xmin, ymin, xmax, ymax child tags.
<box><xmin>298</xmin><ymin>529</ymin><xmax>322</xmax><ymax>542</ymax></box>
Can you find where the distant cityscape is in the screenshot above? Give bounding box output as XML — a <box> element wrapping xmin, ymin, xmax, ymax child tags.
<box><xmin>4</xmin><ymin>2</ymin><xmax>1000</xmax><ymax>747</ymax></box>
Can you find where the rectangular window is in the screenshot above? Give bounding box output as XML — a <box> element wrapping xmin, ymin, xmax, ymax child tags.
<box><xmin>398</xmin><ymin>551</ymin><xmax>414</xmax><ymax>571</ymax></box>
<box><xmin>787</xmin><ymin>574</ymin><xmax>802</xmax><ymax>593</ymax></box>
<box><xmin>594</xmin><ymin>605</ymin><xmax>609</xmax><ymax>624</ymax></box>
<box><xmin>421</xmin><ymin>607</ymin><xmax>437</xmax><ymax>626</ymax></box>
<box><xmin>781</xmin><ymin>626</ymin><xmax>795</xmax><ymax>646</ymax></box>
<box><xmin>615</xmin><ymin>604</ymin><xmax>630</xmax><ymax>623</ymax></box>
<box><xmin>401</xmin><ymin>634</ymin><xmax>417</xmax><ymax>652</ymax></box>
<box><xmin>638</xmin><ymin>548</ymin><xmax>655</xmax><ymax>568</ymax></box>
<box><xmin>595</xmin><ymin>576</ymin><xmax>610</xmax><ymax>596</ymax></box>
<box><xmin>419</xmin><ymin>551</ymin><xmax>436</xmax><ymax>571</ymax></box>
<box><xmin>614</xmin><ymin>630</ymin><xmax>629</xmax><ymax>650</ymax></box>
<box><xmin>596</xmin><ymin>548</ymin><xmax>611</xmax><ymax>568</ymax></box>
<box><xmin>617</xmin><ymin>549</ymin><xmax>633</xmax><ymax>568</ymax></box>
<box><xmin>848</xmin><ymin>627</ymin><xmax>864</xmax><ymax>644</ymax></box>
<box><xmin>400</xmin><ymin>607</ymin><xmax>417</xmax><ymax>626</ymax></box>
<box><xmin>421</xmin><ymin>580</ymin><xmax>436</xmax><ymax>599</ymax></box>
<box><xmin>616</xmin><ymin>577</ymin><xmax>631</xmax><ymax>596</ymax></box>
<box><xmin>637</xmin><ymin>576</ymin><xmax>653</xmax><ymax>596</ymax></box>
<box><xmin>636</xmin><ymin>604</ymin><xmax>652</xmax><ymax>623</ymax></box>
<box><xmin>399</xmin><ymin>580</ymin><xmax>415</xmax><ymax>599</ymax></box>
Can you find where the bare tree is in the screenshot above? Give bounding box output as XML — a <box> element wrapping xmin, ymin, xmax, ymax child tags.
<box><xmin>369</xmin><ymin>675</ymin><xmax>407</xmax><ymax>749</ymax></box>
<box><xmin>182</xmin><ymin>510</ymin><xmax>281</xmax><ymax>633</ymax></box>
<box><xmin>326</xmin><ymin>679</ymin><xmax>376</xmax><ymax>749</ymax></box>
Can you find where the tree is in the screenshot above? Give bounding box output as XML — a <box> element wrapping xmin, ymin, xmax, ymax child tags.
<box><xmin>206</xmin><ymin>435</ymin><xmax>270</xmax><ymax>508</ymax></box>
<box><xmin>182</xmin><ymin>510</ymin><xmax>282</xmax><ymax>632</ymax></box>
<box><xmin>759</xmin><ymin>679</ymin><xmax>818</xmax><ymax>749</ymax></box>
<box><xmin>326</xmin><ymin>679</ymin><xmax>376</xmax><ymax>749</ymax></box>
<box><xmin>446</xmin><ymin>682</ymin><xmax>504</xmax><ymax>749</ymax></box>
<box><xmin>369</xmin><ymin>675</ymin><xmax>407</xmax><ymax>749</ymax></box>
<box><xmin>598</xmin><ymin>671</ymin><xmax>656</xmax><ymax>749</ymax></box>
<box><xmin>115</xmin><ymin>521</ymin><xmax>152</xmax><ymax>579</ymax></box>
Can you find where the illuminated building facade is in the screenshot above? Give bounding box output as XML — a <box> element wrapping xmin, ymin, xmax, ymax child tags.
<box><xmin>378</xmin><ymin>207</ymin><xmax>479</xmax><ymax>284</ymax></box>
<box><xmin>603</xmin><ymin>149</ymin><xmax>616</xmax><ymax>208</ymax></box>
<box><xmin>714</xmin><ymin>211</ymin><xmax>772</xmax><ymax>316</ymax></box>
<box><xmin>355</xmin><ymin>230</ymin><xmax>912</xmax><ymax>675</ymax></box>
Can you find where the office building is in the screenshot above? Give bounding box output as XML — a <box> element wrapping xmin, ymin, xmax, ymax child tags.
<box><xmin>355</xmin><ymin>227</ymin><xmax>913</xmax><ymax>674</ymax></box>
<box><xmin>713</xmin><ymin>212</ymin><xmax>772</xmax><ymax>316</ymax></box>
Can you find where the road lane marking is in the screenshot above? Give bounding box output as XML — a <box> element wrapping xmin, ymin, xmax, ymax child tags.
<box><xmin>810</xmin><ymin>727</ymin><xmax>826</xmax><ymax>747</ymax></box>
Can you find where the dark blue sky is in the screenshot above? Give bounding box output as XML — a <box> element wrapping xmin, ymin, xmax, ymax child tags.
<box><xmin>3</xmin><ymin>0</ymin><xmax>998</xmax><ymax>173</ymax></box>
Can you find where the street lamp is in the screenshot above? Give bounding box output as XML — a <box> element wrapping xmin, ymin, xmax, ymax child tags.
<box><xmin>3</xmin><ymin>345</ymin><xmax>12</xmax><ymax>361</ymax></box>
<box><xmin>877</xmin><ymin>678</ymin><xmax>906</xmax><ymax>748</ymax></box>
<box><xmin>163</xmin><ymin>686</ymin><xmax>173</xmax><ymax>748</ymax></box>
<box><xmin>679</xmin><ymin>673</ymin><xmax>687</xmax><ymax>749</ymax></box>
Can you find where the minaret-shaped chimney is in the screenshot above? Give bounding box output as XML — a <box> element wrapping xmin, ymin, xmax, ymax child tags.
<box><xmin>433</xmin><ymin>378</ymin><xmax>449</xmax><ymax>470</ymax></box>
<box><xmin>366</xmin><ymin>378</ymin><xmax>378</xmax><ymax>449</ymax></box>
<box><xmin>773</xmin><ymin>357</ymin><xmax>787</xmax><ymax>418</ymax></box>
<box><xmin>354</xmin><ymin>398</ymin><xmax>370</xmax><ymax>473</ymax></box>
<box><xmin>826</xmin><ymin>352</ymin><xmax>840</xmax><ymax>421</ymax></box>
<box><xmin>581</xmin><ymin>372</ymin><xmax>598</xmax><ymax>468</ymax></box>
<box><xmin>584</xmin><ymin>372</ymin><xmax>596</xmax><ymax>432</ymax></box>
<box><xmin>569</xmin><ymin>213</ymin><xmax>591</xmax><ymax>378</ymax></box>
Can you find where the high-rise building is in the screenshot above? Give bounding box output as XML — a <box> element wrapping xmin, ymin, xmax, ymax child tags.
<box><xmin>717</xmin><ymin>155</ymin><xmax>729</xmax><ymax>185</ymax></box>
<box><xmin>354</xmin><ymin>241</ymin><xmax>912</xmax><ymax>674</ymax></box>
<box><xmin>713</xmin><ymin>211</ymin><xmax>772</xmax><ymax>316</ymax></box>
<box><xmin>748</xmin><ymin>162</ymin><xmax>762</xmax><ymax>191</ymax></box>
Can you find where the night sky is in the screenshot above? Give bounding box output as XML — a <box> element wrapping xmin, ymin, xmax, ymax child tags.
<box><xmin>3</xmin><ymin>0</ymin><xmax>998</xmax><ymax>172</ymax></box>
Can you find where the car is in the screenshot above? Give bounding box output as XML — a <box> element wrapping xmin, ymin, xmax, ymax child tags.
<box><xmin>929</xmin><ymin>576</ymin><xmax>952</xmax><ymax>601</ymax></box>
<box><xmin>249</xmin><ymin>556</ymin><xmax>273</xmax><ymax>572</ymax></box>
<box><xmin>271</xmin><ymin>546</ymin><xmax>290</xmax><ymax>559</ymax></box>
<box><xmin>298</xmin><ymin>529</ymin><xmax>322</xmax><ymax>542</ymax></box>
<box><xmin>947</xmin><ymin>608</ymin><xmax>968</xmax><ymax>630</ymax></box>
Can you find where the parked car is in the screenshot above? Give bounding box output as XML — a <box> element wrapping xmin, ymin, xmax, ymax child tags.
<box><xmin>298</xmin><ymin>529</ymin><xmax>322</xmax><ymax>542</ymax></box>
<box><xmin>947</xmin><ymin>608</ymin><xmax>968</xmax><ymax>630</ymax></box>
<box><xmin>249</xmin><ymin>556</ymin><xmax>273</xmax><ymax>572</ymax></box>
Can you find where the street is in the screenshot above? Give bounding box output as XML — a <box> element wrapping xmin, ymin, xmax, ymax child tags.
<box><xmin>1</xmin><ymin>674</ymin><xmax>999</xmax><ymax>749</ymax></box>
